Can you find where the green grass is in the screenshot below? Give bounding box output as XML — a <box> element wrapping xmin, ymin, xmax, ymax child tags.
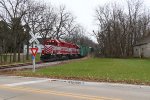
<box><xmin>35</xmin><ymin>53</ymin><xmax>41</xmax><ymax>62</ymax></box>
<box><xmin>17</xmin><ymin>58</ymin><xmax>150</xmax><ymax>85</ymax></box>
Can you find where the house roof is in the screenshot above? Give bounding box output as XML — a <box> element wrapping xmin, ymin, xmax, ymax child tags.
<box><xmin>135</xmin><ymin>35</ymin><xmax>150</xmax><ymax>46</ymax></box>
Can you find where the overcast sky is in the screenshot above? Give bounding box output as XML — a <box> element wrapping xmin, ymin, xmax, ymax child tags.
<box><xmin>37</xmin><ymin>0</ymin><xmax>150</xmax><ymax>41</ymax></box>
<box><xmin>46</xmin><ymin>0</ymin><xmax>114</xmax><ymax>37</ymax></box>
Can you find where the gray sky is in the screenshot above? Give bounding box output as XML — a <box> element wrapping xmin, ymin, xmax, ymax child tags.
<box><xmin>39</xmin><ymin>0</ymin><xmax>150</xmax><ymax>41</ymax></box>
<box><xmin>49</xmin><ymin>0</ymin><xmax>107</xmax><ymax>32</ymax></box>
<box><xmin>47</xmin><ymin>0</ymin><xmax>113</xmax><ymax>38</ymax></box>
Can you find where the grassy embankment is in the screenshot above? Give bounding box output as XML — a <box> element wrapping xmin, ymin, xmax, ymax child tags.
<box><xmin>16</xmin><ymin>58</ymin><xmax>150</xmax><ymax>85</ymax></box>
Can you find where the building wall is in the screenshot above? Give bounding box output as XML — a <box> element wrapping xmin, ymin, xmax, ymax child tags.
<box><xmin>134</xmin><ymin>43</ymin><xmax>150</xmax><ymax>58</ymax></box>
<box><xmin>144</xmin><ymin>43</ymin><xmax>150</xmax><ymax>57</ymax></box>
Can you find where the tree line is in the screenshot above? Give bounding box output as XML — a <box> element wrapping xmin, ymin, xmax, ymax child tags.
<box><xmin>94</xmin><ymin>0</ymin><xmax>150</xmax><ymax>57</ymax></box>
<box><xmin>0</xmin><ymin>0</ymin><xmax>95</xmax><ymax>64</ymax></box>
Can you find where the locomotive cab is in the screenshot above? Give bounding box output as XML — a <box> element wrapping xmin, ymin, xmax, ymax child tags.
<box><xmin>44</xmin><ymin>40</ymin><xmax>58</xmax><ymax>46</ymax></box>
<box><xmin>41</xmin><ymin>40</ymin><xmax>57</xmax><ymax>55</ymax></box>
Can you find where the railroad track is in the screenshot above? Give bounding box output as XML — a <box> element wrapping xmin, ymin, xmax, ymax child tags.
<box><xmin>0</xmin><ymin>57</ymin><xmax>86</xmax><ymax>71</ymax></box>
<box><xmin>0</xmin><ymin>62</ymin><xmax>43</xmax><ymax>70</ymax></box>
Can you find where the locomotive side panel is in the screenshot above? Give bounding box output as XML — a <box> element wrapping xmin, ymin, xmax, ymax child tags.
<box><xmin>40</xmin><ymin>39</ymin><xmax>81</xmax><ymax>61</ymax></box>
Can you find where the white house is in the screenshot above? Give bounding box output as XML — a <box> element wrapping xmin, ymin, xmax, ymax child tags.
<box><xmin>23</xmin><ymin>44</ymin><xmax>44</xmax><ymax>55</ymax></box>
<box><xmin>134</xmin><ymin>35</ymin><xmax>150</xmax><ymax>58</ymax></box>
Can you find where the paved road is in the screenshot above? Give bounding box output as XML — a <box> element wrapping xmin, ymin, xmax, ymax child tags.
<box><xmin>0</xmin><ymin>75</ymin><xmax>150</xmax><ymax>100</ymax></box>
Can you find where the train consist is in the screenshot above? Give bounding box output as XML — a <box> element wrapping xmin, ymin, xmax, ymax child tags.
<box><xmin>40</xmin><ymin>39</ymin><xmax>92</xmax><ymax>61</ymax></box>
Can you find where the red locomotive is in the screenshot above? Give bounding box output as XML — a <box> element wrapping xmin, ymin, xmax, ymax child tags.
<box><xmin>40</xmin><ymin>39</ymin><xmax>80</xmax><ymax>61</ymax></box>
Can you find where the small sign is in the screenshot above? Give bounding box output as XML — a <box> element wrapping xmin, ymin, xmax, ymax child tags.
<box><xmin>30</xmin><ymin>48</ymin><xmax>38</xmax><ymax>57</ymax></box>
<box><xmin>32</xmin><ymin>55</ymin><xmax>35</xmax><ymax>60</ymax></box>
<box><xmin>30</xmin><ymin>48</ymin><xmax>38</xmax><ymax>73</ymax></box>
<box><xmin>29</xmin><ymin>32</ymin><xmax>40</xmax><ymax>44</ymax></box>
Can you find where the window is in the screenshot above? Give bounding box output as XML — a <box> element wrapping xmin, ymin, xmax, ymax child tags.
<box><xmin>136</xmin><ymin>49</ymin><xmax>138</xmax><ymax>51</ymax></box>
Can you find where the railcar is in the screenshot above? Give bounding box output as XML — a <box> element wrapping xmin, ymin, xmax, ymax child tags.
<box><xmin>78</xmin><ymin>45</ymin><xmax>92</xmax><ymax>57</ymax></box>
<box><xmin>40</xmin><ymin>39</ymin><xmax>80</xmax><ymax>61</ymax></box>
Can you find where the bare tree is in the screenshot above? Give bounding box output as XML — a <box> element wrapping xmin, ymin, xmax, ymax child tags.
<box><xmin>39</xmin><ymin>5</ymin><xmax>57</xmax><ymax>40</ymax></box>
<box><xmin>23</xmin><ymin>0</ymin><xmax>46</xmax><ymax>60</ymax></box>
<box><xmin>94</xmin><ymin>0</ymin><xmax>150</xmax><ymax>57</ymax></box>
<box><xmin>0</xmin><ymin>0</ymin><xmax>29</xmax><ymax>62</ymax></box>
<box><xmin>24</xmin><ymin>0</ymin><xmax>45</xmax><ymax>36</ymax></box>
<box><xmin>54</xmin><ymin>5</ymin><xmax>74</xmax><ymax>39</ymax></box>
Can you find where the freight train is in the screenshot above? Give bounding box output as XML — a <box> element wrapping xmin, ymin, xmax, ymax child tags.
<box><xmin>40</xmin><ymin>39</ymin><xmax>92</xmax><ymax>61</ymax></box>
